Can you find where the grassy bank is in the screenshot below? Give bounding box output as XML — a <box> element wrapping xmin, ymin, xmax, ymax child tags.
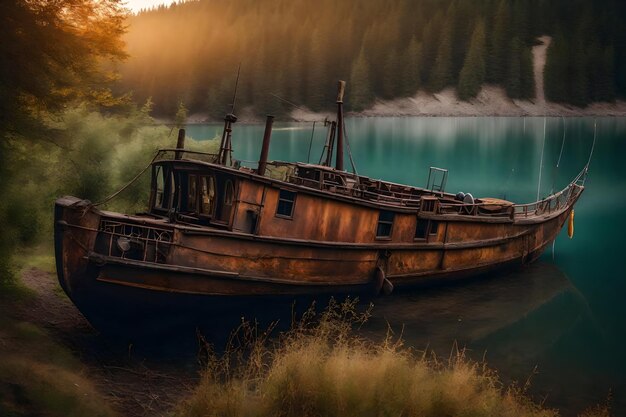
<box><xmin>178</xmin><ymin>300</ymin><xmax>610</xmax><ymax>417</ymax></box>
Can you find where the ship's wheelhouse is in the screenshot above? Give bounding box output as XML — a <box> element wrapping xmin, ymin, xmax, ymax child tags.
<box><xmin>149</xmin><ymin>162</ymin><xmax>238</xmax><ymax>228</ymax></box>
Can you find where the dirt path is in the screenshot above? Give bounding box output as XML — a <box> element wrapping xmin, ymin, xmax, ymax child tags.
<box><xmin>18</xmin><ymin>268</ymin><xmax>198</xmax><ymax>417</ymax></box>
<box><xmin>533</xmin><ymin>35</ymin><xmax>551</xmax><ymax>105</ymax></box>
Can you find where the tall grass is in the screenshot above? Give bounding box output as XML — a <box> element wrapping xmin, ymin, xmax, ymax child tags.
<box><xmin>178</xmin><ymin>299</ymin><xmax>610</xmax><ymax>417</ymax></box>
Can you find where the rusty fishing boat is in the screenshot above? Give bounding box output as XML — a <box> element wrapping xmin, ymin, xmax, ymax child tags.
<box><xmin>54</xmin><ymin>81</ymin><xmax>589</xmax><ymax>331</ymax></box>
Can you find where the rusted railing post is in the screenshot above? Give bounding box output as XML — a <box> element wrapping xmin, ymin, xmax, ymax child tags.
<box><xmin>257</xmin><ymin>115</ymin><xmax>274</xmax><ymax>176</ymax></box>
<box><xmin>335</xmin><ymin>80</ymin><xmax>345</xmax><ymax>171</ymax></box>
<box><xmin>175</xmin><ymin>128</ymin><xmax>185</xmax><ymax>160</ymax></box>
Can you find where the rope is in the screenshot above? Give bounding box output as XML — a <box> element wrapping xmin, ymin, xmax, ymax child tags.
<box><xmin>581</xmin><ymin>119</ymin><xmax>597</xmax><ymax>186</ymax></box>
<box><xmin>319</xmin><ymin>123</ymin><xmax>333</xmax><ymax>165</ymax></box>
<box><xmin>550</xmin><ymin>116</ymin><xmax>567</xmax><ymax>194</ymax></box>
<box><xmin>307</xmin><ymin>121</ymin><xmax>316</xmax><ymax>163</ymax></box>
<box><xmin>536</xmin><ymin>117</ymin><xmax>547</xmax><ymax>202</ymax></box>
<box><xmin>93</xmin><ymin>153</ymin><xmax>158</xmax><ymax>207</ymax></box>
<box><xmin>586</xmin><ymin>119</ymin><xmax>597</xmax><ymax>169</ymax></box>
<box><xmin>343</xmin><ymin>122</ymin><xmax>359</xmax><ymax>176</ymax></box>
<box><xmin>556</xmin><ymin>116</ymin><xmax>566</xmax><ymax>168</ymax></box>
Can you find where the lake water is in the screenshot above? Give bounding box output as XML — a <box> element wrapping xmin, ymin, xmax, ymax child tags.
<box><xmin>187</xmin><ymin>117</ymin><xmax>626</xmax><ymax>415</ymax></box>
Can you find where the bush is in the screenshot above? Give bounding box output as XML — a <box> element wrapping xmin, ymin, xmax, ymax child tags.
<box><xmin>177</xmin><ymin>299</ymin><xmax>610</xmax><ymax>417</ymax></box>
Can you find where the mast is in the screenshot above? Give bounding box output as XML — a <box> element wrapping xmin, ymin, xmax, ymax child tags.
<box><xmin>218</xmin><ymin>65</ymin><xmax>241</xmax><ymax>166</ymax></box>
<box><xmin>335</xmin><ymin>80</ymin><xmax>345</xmax><ymax>171</ymax></box>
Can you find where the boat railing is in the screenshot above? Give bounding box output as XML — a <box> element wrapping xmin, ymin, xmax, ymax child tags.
<box><xmin>95</xmin><ymin>219</ymin><xmax>173</xmax><ymax>264</ymax></box>
<box><xmin>154</xmin><ymin>148</ymin><xmax>220</xmax><ymax>164</ymax></box>
<box><xmin>290</xmin><ymin>166</ymin><xmax>584</xmax><ymax>221</ymax></box>
<box><xmin>437</xmin><ymin>168</ymin><xmax>586</xmax><ymax>220</ymax></box>
<box><xmin>287</xmin><ymin>173</ymin><xmax>424</xmax><ymax>205</ymax></box>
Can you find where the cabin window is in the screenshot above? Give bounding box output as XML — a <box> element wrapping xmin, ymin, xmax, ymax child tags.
<box><xmin>200</xmin><ymin>176</ymin><xmax>216</xmax><ymax>215</ymax></box>
<box><xmin>224</xmin><ymin>180</ymin><xmax>234</xmax><ymax>206</ymax></box>
<box><xmin>414</xmin><ymin>219</ymin><xmax>428</xmax><ymax>239</ymax></box>
<box><xmin>429</xmin><ymin>221</ymin><xmax>440</xmax><ymax>235</ymax></box>
<box><xmin>376</xmin><ymin>211</ymin><xmax>395</xmax><ymax>238</ymax></box>
<box><xmin>421</xmin><ymin>198</ymin><xmax>437</xmax><ymax>212</ymax></box>
<box><xmin>154</xmin><ymin>166</ymin><xmax>173</xmax><ymax>209</ymax></box>
<box><xmin>276</xmin><ymin>189</ymin><xmax>296</xmax><ymax>218</ymax></box>
<box><xmin>188</xmin><ymin>174</ymin><xmax>198</xmax><ymax>212</ymax></box>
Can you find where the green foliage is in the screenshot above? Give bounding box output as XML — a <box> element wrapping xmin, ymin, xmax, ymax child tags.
<box><xmin>428</xmin><ymin>12</ymin><xmax>454</xmax><ymax>92</ymax></box>
<box><xmin>382</xmin><ymin>49</ymin><xmax>400</xmax><ymax>99</ymax></box>
<box><xmin>505</xmin><ymin>37</ymin><xmax>535</xmax><ymax>100</ymax></box>
<box><xmin>506</xmin><ymin>37</ymin><xmax>523</xmax><ymax>98</ymax></box>
<box><xmin>0</xmin><ymin>0</ymin><xmax>127</xmax><ymax>289</ymax></box>
<box><xmin>520</xmin><ymin>45</ymin><xmax>536</xmax><ymax>99</ymax></box>
<box><xmin>545</xmin><ymin>32</ymin><xmax>569</xmax><ymax>102</ymax></box>
<box><xmin>401</xmin><ymin>37</ymin><xmax>423</xmax><ymax>97</ymax></box>
<box><xmin>457</xmin><ymin>20</ymin><xmax>486</xmax><ymax>100</ymax></box>
<box><xmin>175</xmin><ymin>100</ymin><xmax>189</xmax><ymax>129</ymax></box>
<box><xmin>487</xmin><ymin>0</ymin><xmax>511</xmax><ymax>83</ymax></box>
<box><xmin>348</xmin><ymin>48</ymin><xmax>373</xmax><ymax>111</ymax></box>
<box><xmin>0</xmin><ymin>0</ymin><xmax>127</xmax><ymax>141</ymax></box>
<box><xmin>120</xmin><ymin>0</ymin><xmax>626</xmax><ymax>112</ymax></box>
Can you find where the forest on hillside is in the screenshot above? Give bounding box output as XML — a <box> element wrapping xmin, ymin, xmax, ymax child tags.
<box><xmin>120</xmin><ymin>0</ymin><xmax>626</xmax><ymax>117</ymax></box>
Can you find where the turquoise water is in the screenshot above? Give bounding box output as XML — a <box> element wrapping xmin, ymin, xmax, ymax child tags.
<box><xmin>187</xmin><ymin>117</ymin><xmax>626</xmax><ymax>414</ymax></box>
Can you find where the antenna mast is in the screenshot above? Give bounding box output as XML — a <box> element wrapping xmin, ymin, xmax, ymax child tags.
<box><xmin>218</xmin><ymin>64</ymin><xmax>241</xmax><ymax>166</ymax></box>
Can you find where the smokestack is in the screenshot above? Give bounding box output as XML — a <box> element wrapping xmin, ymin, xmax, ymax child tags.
<box><xmin>175</xmin><ymin>128</ymin><xmax>185</xmax><ymax>160</ymax></box>
<box><xmin>335</xmin><ymin>80</ymin><xmax>345</xmax><ymax>171</ymax></box>
<box><xmin>257</xmin><ymin>115</ymin><xmax>274</xmax><ymax>176</ymax></box>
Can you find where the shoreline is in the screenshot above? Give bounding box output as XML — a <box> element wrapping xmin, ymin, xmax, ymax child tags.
<box><xmin>178</xmin><ymin>88</ymin><xmax>626</xmax><ymax>125</ymax></box>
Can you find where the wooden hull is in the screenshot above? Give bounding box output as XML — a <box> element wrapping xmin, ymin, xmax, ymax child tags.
<box><xmin>54</xmin><ymin>184</ymin><xmax>580</xmax><ymax>334</ymax></box>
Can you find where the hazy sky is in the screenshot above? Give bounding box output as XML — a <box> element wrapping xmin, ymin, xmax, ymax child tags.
<box><xmin>124</xmin><ymin>0</ymin><xmax>171</xmax><ymax>13</ymax></box>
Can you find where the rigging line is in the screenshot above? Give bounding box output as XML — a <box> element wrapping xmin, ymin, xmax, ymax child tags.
<box><xmin>343</xmin><ymin>122</ymin><xmax>359</xmax><ymax>176</ymax></box>
<box><xmin>269</xmin><ymin>93</ymin><xmax>328</xmax><ymax>123</ymax></box>
<box><xmin>269</xmin><ymin>93</ymin><xmax>310</xmax><ymax>114</ymax></box>
<box><xmin>306</xmin><ymin>121</ymin><xmax>316</xmax><ymax>163</ymax></box>
<box><xmin>556</xmin><ymin>115</ymin><xmax>566</xmax><ymax>168</ymax></box>
<box><xmin>536</xmin><ymin>117</ymin><xmax>547</xmax><ymax>202</ymax></box>
<box><xmin>94</xmin><ymin>154</ymin><xmax>159</xmax><ymax>207</ymax></box>
<box><xmin>230</xmin><ymin>63</ymin><xmax>242</xmax><ymax>114</ymax></box>
<box><xmin>581</xmin><ymin>119</ymin><xmax>598</xmax><ymax>187</ymax></box>
<box><xmin>319</xmin><ymin>124</ymin><xmax>332</xmax><ymax>165</ymax></box>
<box><xmin>586</xmin><ymin>119</ymin><xmax>597</xmax><ymax>169</ymax></box>
<box><xmin>550</xmin><ymin>116</ymin><xmax>567</xmax><ymax>194</ymax></box>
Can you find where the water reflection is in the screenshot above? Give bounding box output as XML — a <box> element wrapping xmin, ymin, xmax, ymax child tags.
<box><xmin>187</xmin><ymin>117</ymin><xmax>626</xmax><ymax>414</ymax></box>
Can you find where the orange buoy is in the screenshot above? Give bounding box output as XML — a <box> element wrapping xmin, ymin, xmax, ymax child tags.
<box><xmin>567</xmin><ymin>209</ymin><xmax>575</xmax><ymax>239</ymax></box>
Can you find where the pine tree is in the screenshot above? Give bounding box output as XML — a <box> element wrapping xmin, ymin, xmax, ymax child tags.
<box><xmin>382</xmin><ymin>49</ymin><xmax>400</xmax><ymax>99</ymax></box>
<box><xmin>506</xmin><ymin>37</ymin><xmax>522</xmax><ymax>98</ymax></box>
<box><xmin>590</xmin><ymin>44</ymin><xmax>616</xmax><ymax>102</ymax></box>
<box><xmin>401</xmin><ymin>37</ymin><xmax>422</xmax><ymax>97</ymax></box>
<box><xmin>520</xmin><ymin>45</ymin><xmax>536</xmax><ymax>99</ymax></box>
<box><xmin>174</xmin><ymin>100</ymin><xmax>188</xmax><ymax>129</ymax></box>
<box><xmin>451</xmin><ymin>1</ymin><xmax>475</xmax><ymax>78</ymax></box>
<box><xmin>349</xmin><ymin>47</ymin><xmax>373</xmax><ymax>111</ymax></box>
<box><xmin>569</xmin><ymin>30</ymin><xmax>589</xmax><ymax>107</ymax></box>
<box><xmin>600</xmin><ymin>46</ymin><xmax>616</xmax><ymax>101</ymax></box>
<box><xmin>429</xmin><ymin>14</ymin><xmax>454</xmax><ymax>92</ymax></box>
<box><xmin>544</xmin><ymin>32</ymin><xmax>569</xmax><ymax>102</ymax></box>
<box><xmin>487</xmin><ymin>0</ymin><xmax>511</xmax><ymax>83</ymax></box>
<box><xmin>457</xmin><ymin>20</ymin><xmax>486</xmax><ymax>100</ymax></box>
<box><xmin>420</xmin><ymin>11</ymin><xmax>444</xmax><ymax>83</ymax></box>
